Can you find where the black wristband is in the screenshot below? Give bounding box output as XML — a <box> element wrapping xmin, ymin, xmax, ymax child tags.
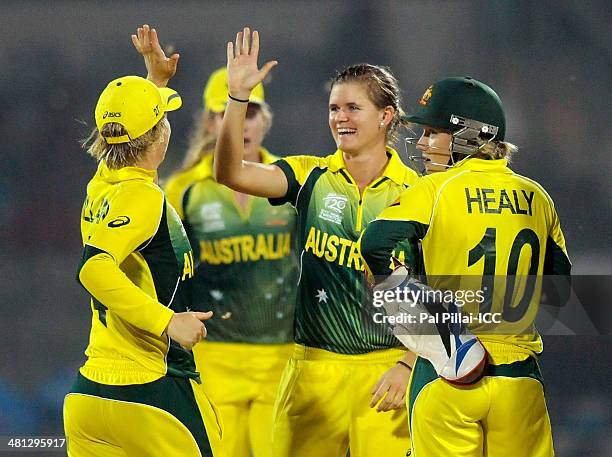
<box><xmin>397</xmin><ymin>360</ymin><xmax>412</xmax><ymax>371</ymax></box>
<box><xmin>228</xmin><ymin>93</ymin><xmax>249</xmax><ymax>103</ymax></box>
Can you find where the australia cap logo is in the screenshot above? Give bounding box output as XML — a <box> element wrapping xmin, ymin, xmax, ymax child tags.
<box><xmin>419</xmin><ymin>85</ymin><xmax>433</xmax><ymax>106</ymax></box>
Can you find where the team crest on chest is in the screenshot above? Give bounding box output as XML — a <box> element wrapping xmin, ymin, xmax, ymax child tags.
<box><xmin>319</xmin><ymin>192</ymin><xmax>348</xmax><ymax>225</ymax></box>
<box><xmin>200</xmin><ymin>201</ymin><xmax>225</xmax><ymax>232</ymax></box>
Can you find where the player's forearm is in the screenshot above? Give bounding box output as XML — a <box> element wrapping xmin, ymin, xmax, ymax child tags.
<box><xmin>78</xmin><ymin>253</ymin><xmax>174</xmax><ymax>336</ymax></box>
<box><xmin>214</xmin><ymin>101</ymin><xmax>288</xmax><ymax>198</ymax></box>
<box><xmin>214</xmin><ymin>99</ymin><xmax>249</xmax><ymax>188</ymax></box>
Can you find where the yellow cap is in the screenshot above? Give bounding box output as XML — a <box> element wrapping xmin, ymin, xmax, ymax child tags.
<box><xmin>203</xmin><ymin>67</ymin><xmax>265</xmax><ymax>113</ymax></box>
<box><xmin>95</xmin><ymin>76</ymin><xmax>182</xmax><ymax>144</ymax></box>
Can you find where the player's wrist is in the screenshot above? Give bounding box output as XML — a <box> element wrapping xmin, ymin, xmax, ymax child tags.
<box><xmin>228</xmin><ymin>93</ymin><xmax>249</xmax><ymax>103</ymax></box>
<box><xmin>396</xmin><ymin>360</ymin><xmax>412</xmax><ymax>371</ymax></box>
<box><xmin>147</xmin><ymin>74</ymin><xmax>170</xmax><ymax>88</ymax></box>
<box><xmin>228</xmin><ymin>87</ymin><xmax>251</xmax><ymax>101</ymax></box>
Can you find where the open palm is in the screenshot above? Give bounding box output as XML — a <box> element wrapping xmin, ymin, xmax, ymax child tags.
<box><xmin>226</xmin><ymin>27</ymin><xmax>277</xmax><ymax>99</ymax></box>
<box><xmin>131</xmin><ymin>24</ymin><xmax>179</xmax><ymax>87</ymax></box>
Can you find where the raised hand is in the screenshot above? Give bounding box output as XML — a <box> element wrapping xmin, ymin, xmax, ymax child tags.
<box><xmin>226</xmin><ymin>27</ymin><xmax>277</xmax><ymax>100</ymax></box>
<box><xmin>131</xmin><ymin>24</ymin><xmax>179</xmax><ymax>88</ymax></box>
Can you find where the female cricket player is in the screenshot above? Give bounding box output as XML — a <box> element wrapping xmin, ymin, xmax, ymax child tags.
<box><xmin>214</xmin><ymin>27</ymin><xmax>416</xmax><ymax>457</ymax></box>
<box><xmin>163</xmin><ymin>65</ymin><xmax>298</xmax><ymax>457</ymax></box>
<box><xmin>63</xmin><ymin>26</ymin><xmax>222</xmax><ymax>457</ymax></box>
<box><xmin>360</xmin><ymin>76</ymin><xmax>571</xmax><ymax>456</ymax></box>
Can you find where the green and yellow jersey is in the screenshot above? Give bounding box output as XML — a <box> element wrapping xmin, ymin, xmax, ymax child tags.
<box><xmin>77</xmin><ymin>161</ymin><xmax>196</xmax><ymax>386</ymax></box>
<box><xmin>165</xmin><ymin>149</ymin><xmax>298</xmax><ymax>344</ymax></box>
<box><xmin>361</xmin><ymin>157</ymin><xmax>571</xmax><ymax>362</ymax></box>
<box><xmin>269</xmin><ymin>147</ymin><xmax>418</xmax><ymax>354</ymax></box>
<box><xmin>164</xmin><ymin>157</ymin><xmax>212</xmax><ymax>220</ymax></box>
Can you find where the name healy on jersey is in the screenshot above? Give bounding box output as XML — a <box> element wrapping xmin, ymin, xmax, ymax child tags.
<box><xmin>200</xmin><ymin>232</ymin><xmax>292</xmax><ymax>265</ymax></box>
<box><xmin>465</xmin><ymin>187</ymin><xmax>535</xmax><ymax>215</ymax></box>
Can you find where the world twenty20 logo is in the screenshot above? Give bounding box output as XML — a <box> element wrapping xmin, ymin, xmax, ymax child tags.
<box><xmin>319</xmin><ymin>193</ymin><xmax>348</xmax><ymax>225</ymax></box>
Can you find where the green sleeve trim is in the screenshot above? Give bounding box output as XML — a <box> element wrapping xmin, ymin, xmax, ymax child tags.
<box><xmin>181</xmin><ymin>184</ymin><xmax>194</xmax><ymax>222</ymax></box>
<box><xmin>268</xmin><ymin>159</ymin><xmax>299</xmax><ymax>206</ymax></box>
<box><xmin>181</xmin><ymin>184</ymin><xmax>200</xmax><ymax>262</ymax></box>
<box><xmin>544</xmin><ymin>236</ymin><xmax>571</xmax><ymax>275</ymax></box>
<box><xmin>542</xmin><ymin>236</ymin><xmax>571</xmax><ymax>306</ymax></box>
<box><xmin>76</xmin><ymin>245</ymin><xmax>110</xmax><ymax>286</ymax></box>
<box><xmin>361</xmin><ymin>219</ymin><xmax>428</xmax><ymax>277</ymax></box>
<box><xmin>76</xmin><ymin>245</ymin><xmax>111</xmax><ymax>326</ymax></box>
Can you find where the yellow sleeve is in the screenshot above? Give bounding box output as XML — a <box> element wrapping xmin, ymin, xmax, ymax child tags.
<box><xmin>540</xmin><ymin>196</ymin><xmax>572</xmax><ymax>306</ymax></box>
<box><xmin>548</xmin><ymin>207</ymin><xmax>569</xmax><ymax>258</ymax></box>
<box><xmin>79</xmin><ymin>251</ymin><xmax>173</xmax><ymax>336</ymax></box>
<box><xmin>78</xmin><ymin>183</ymin><xmax>174</xmax><ymax>336</ymax></box>
<box><xmin>377</xmin><ymin>176</ymin><xmax>436</xmax><ymax>225</ymax></box>
<box><xmin>360</xmin><ymin>177</ymin><xmax>436</xmax><ymax>278</ymax></box>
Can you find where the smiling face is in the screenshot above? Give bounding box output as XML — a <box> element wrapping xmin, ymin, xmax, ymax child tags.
<box><xmin>328</xmin><ymin>82</ymin><xmax>390</xmax><ymax>155</ymax></box>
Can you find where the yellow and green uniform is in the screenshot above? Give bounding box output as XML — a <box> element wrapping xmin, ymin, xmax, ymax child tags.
<box><xmin>180</xmin><ymin>150</ymin><xmax>297</xmax><ymax>343</ymax></box>
<box><xmin>270</xmin><ymin>147</ymin><xmax>418</xmax><ymax>354</ymax></box>
<box><xmin>165</xmin><ymin>149</ymin><xmax>297</xmax><ymax>457</ymax></box>
<box><xmin>63</xmin><ymin>161</ymin><xmax>222</xmax><ymax>457</ymax></box>
<box><xmin>269</xmin><ymin>147</ymin><xmax>418</xmax><ymax>457</ymax></box>
<box><xmin>361</xmin><ymin>157</ymin><xmax>571</xmax><ymax>457</ymax></box>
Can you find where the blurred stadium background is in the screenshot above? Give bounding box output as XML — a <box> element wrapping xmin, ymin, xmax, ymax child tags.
<box><xmin>1</xmin><ymin>1</ymin><xmax>610</xmax><ymax>455</ymax></box>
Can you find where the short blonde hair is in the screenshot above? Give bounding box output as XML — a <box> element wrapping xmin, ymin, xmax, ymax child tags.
<box><xmin>472</xmin><ymin>140</ymin><xmax>518</xmax><ymax>162</ymax></box>
<box><xmin>83</xmin><ymin>117</ymin><xmax>168</xmax><ymax>169</ymax></box>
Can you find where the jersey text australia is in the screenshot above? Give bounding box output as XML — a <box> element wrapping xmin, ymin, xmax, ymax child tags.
<box><xmin>270</xmin><ymin>148</ymin><xmax>418</xmax><ymax>354</ymax></box>
<box><xmin>176</xmin><ymin>150</ymin><xmax>298</xmax><ymax>344</ymax></box>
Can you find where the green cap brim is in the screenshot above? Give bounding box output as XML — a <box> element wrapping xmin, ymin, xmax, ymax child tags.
<box><xmin>402</xmin><ymin>114</ymin><xmax>424</xmax><ymax>125</ymax></box>
<box><xmin>402</xmin><ymin>114</ymin><xmax>448</xmax><ymax>131</ymax></box>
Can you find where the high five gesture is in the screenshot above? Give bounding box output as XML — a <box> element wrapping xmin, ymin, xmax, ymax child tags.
<box><xmin>215</xmin><ymin>28</ymin><xmax>288</xmax><ymax>198</ymax></box>
<box><xmin>226</xmin><ymin>28</ymin><xmax>277</xmax><ymax>100</ymax></box>
<box><xmin>131</xmin><ymin>24</ymin><xmax>180</xmax><ymax>88</ymax></box>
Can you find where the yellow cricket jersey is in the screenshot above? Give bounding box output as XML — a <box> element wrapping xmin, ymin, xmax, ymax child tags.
<box><xmin>361</xmin><ymin>157</ymin><xmax>571</xmax><ymax>361</ymax></box>
<box><xmin>164</xmin><ymin>156</ymin><xmax>214</xmax><ymax>220</ymax></box>
<box><xmin>77</xmin><ymin>161</ymin><xmax>196</xmax><ymax>385</ymax></box>
<box><xmin>269</xmin><ymin>147</ymin><xmax>418</xmax><ymax>354</ymax></box>
<box><xmin>165</xmin><ymin>149</ymin><xmax>298</xmax><ymax>344</ymax></box>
